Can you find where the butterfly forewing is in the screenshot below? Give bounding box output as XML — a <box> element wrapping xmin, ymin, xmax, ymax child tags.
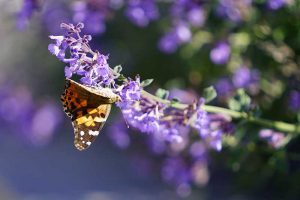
<box><xmin>60</xmin><ymin>79</ymin><xmax>118</xmax><ymax>151</ymax></box>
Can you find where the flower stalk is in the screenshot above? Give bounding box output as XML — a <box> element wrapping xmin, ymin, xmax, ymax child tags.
<box><xmin>48</xmin><ymin>22</ymin><xmax>299</xmax><ymax>155</ymax></box>
<box><xmin>141</xmin><ymin>90</ymin><xmax>300</xmax><ymax>134</ymax></box>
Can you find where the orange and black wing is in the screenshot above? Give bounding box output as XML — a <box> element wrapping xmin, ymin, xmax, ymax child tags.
<box><xmin>60</xmin><ymin>79</ymin><xmax>113</xmax><ymax>150</ymax></box>
<box><xmin>72</xmin><ymin>104</ymin><xmax>111</xmax><ymax>150</ymax></box>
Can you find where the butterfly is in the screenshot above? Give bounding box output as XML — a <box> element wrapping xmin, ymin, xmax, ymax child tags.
<box><xmin>60</xmin><ymin>79</ymin><xmax>120</xmax><ymax>151</ymax></box>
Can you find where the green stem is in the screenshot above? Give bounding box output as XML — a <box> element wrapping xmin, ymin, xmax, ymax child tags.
<box><xmin>109</xmin><ymin>67</ymin><xmax>300</xmax><ymax>134</ymax></box>
<box><xmin>141</xmin><ymin>90</ymin><xmax>300</xmax><ymax>134</ymax></box>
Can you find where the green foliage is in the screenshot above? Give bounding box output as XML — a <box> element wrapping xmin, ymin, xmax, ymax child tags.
<box><xmin>203</xmin><ymin>86</ymin><xmax>217</xmax><ymax>103</ymax></box>
<box><xmin>140</xmin><ymin>79</ymin><xmax>154</xmax><ymax>87</ymax></box>
<box><xmin>155</xmin><ymin>88</ymin><xmax>169</xmax><ymax>99</ymax></box>
<box><xmin>229</xmin><ymin>89</ymin><xmax>251</xmax><ymax>112</ymax></box>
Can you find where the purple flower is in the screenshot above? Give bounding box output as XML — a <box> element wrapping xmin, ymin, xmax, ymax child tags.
<box><xmin>207</xmin><ymin>130</ymin><xmax>222</xmax><ymax>151</ymax></box>
<box><xmin>232</xmin><ymin>66</ymin><xmax>260</xmax><ymax>94</ymax></box>
<box><xmin>288</xmin><ymin>90</ymin><xmax>300</xmax><ymax>112</ymax></box>
<box><xmin>193</xmin><ymin>99</ymin><xmax>233</xmax><ymax>151</ymax></box>
<box><xmin>189</xmin><ymin>141</ymin><xmax>207</xmax><ymax>161</ymax></box>
<box><xmin>41</xmin><ymin>1</ymin><xmax>71</xmax><ymax>34</ymax></box>
<box><xmin>125</xmin><ymin>0</ymin><xmax>159</xmax><ymax>27</ymax></box>
<box><xmin>117</xmin><ymin>77</ymin><xmax>163</xmax><ymax>134</ymax></box>
<box><xmin>48</xmin><ymin>35</ymin><xmax>67</xmax><ymax>60</ymax></box>
<box><xmin>216</xmin><ymin>0</ymin><xmax>252</xmax><ymax>22</ymax></box>
<box><xmin>17</xmin><ymin>0</ymin><xmax>40</xmax><ymax>30</ymax></box>
<box><xmin>158</xmin><ymin>23</ymin><xmax>191</xmax><ymax>53</ymax></box>
<box><xmin>0</xmin><ymin>86</ymin><xmax>33</xmax><ymax>123</ymax></box>
<box><xmin>48</xmin><ymin>23</ymin><xmax>115</xmax><ymax>86</ymax></box>
<box><xmin>210</xmin><ymin>42</ymin><xmax>231</xmax><ymax>65</ymax></box>
<box><xmin>108</xmin><ymin>120</ymin><xmax>130</xmax><ymax>149</ymax></box>
<box><xmin>187</xmin><ymin>7</ymin><xmax>205</xmax><ymax>27</ymax></box>
<box><xmin>29</xmin><ymin>103</ymin><xmax>62</xmax><ymax>145</ymax></box>
<box><xmin>170</xmin><ymin>0</ymin><xmax>205</xmax><ymax>27</ymax></box>
<box><xmin>161</xmin><ymin>157</ymin><xmax>191</xmax><ymax>187</ymax></box>
<box><xmin>193</xmin><ymin>99</ymin><xmax>210</xmax><ymax>138</ymax></box>
<box><xmin>71</xmin><ymin>1</ymin><xmax>108</xmax><ymax>35</ymax></box>
<box><xmin>209</xmin><ymin>114</ymin><xmax>235</xmax><ymax>135</ymax></box>
<box><xmin>0</xmin><ymin>83</ymin><xmax>62</xmax><ymax>146</ymax></box>
<box><xmin>117</xmin><ymin>77</ymin><xmax>141</xmax><ymax>108</ymax></box>
<box><xmin>259</xmin><ymin>129</ymin><xmax>286</xmax><ymax>148</ymax></box>
<box><xmin>158</xmin><ymin>32</ymin><xmax>178</xmax><ymax>54</ymax></box>
<box><xmin>193</xmin><ymin>99</ymin><xmax>219</xmax><ymax>149</ymax></box>
<box><xmin>267</xmin><ymin>0</ymin><xmax>287</xmax><ymax>10</ymax></box>
<box><xmin>214</xmin><ymin>78</ymin><xmax>233</xmax><ymax>97</ymax></box>
<box><xmin>120</xmin><ymin>103</ymin><xmax>161</xmax><ymax>134</ymax></box>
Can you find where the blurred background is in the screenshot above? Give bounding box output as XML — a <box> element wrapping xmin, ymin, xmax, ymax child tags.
<box><xmin>0</xmin><ymin>0</ymin><xmax>300</xmax><ymax>199</ymax></box>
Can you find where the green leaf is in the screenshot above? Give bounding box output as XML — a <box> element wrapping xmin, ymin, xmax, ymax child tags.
<box><xmin>113</xmin><ymin>65</ymin><xmax>122</xmax><ymax>74</ymax></box>
<box><xmin>155</xmin><ymin>88</ymin><xmax>169</xmax><ymax>99</ymax></box>
<box><xmin>228</xmin><ymin>89</ymin><xmax>251</xmax><ymax>111</ymax></box>
<box><xmin>117</xmin><ymin>74</ymin><xmax>127</xmax><ymax>81</ymax></box>
<box><xmin>170</xmin><ymin>98</ymin><xmax>180</xmax><ymax>105</ymax></box>
<box><xmin>140</xmin><ymin>79</ymin><xmax>154</xmax><ymax>87</ymax></box>
<box><xmin>203</xmin><ymin>86</ymin><xmax>217</xmax><ymax>103</ymax></box>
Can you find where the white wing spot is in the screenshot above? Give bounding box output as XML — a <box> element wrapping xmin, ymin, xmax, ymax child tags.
<box><xmin>86</xmin><ymin>141</ymin><xmax>91</xmax><ymax>146</ymax></box>
<box><xmin>88</xmin><ymin>130</ymin><xmax>99</xmax><ymax>136</ymax></box>
<box><xmin>80</xmin><ymin>137</ymin><xmax>83</xmax><ymax>140</ymax></box>
<box><xmin>80</xmin><ymin>131</ymin><xmax>85</xmax><ymax>136</ymax></box>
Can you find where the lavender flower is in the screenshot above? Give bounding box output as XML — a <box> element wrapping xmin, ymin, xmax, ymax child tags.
<box><xmin>267</xmin><ymin>0</ymin><xmax>287</xmax><ymax>10</ymax></box>
<box><xmin>210</xmin><ymin>42</ymin><xmax>231</xmax><ymax>65</ymax></box>
<box><xmin>48</xmin><ymin>35</ymin><xmax>67</xmax><ymax>60</ymax></box>
<box><xmin>170</xmin><ymin>0</ymin><xmax>205</xmax><ymax>27</ymax></box>
<box><xmin>259</xmin><ymin>129</ymin><xmax>286</xmax><ymax>148</ymax></box>
<box><xmin>108</xmin><ymin>120</ymin><xmax>130</xmax><ymax>149</ymax></box>
<box><xmin>41</xmin><ymin>1</ymin><xmax>72</xmax><ymax>34</ymax></box>
<box><xmin>186</xmin><ymin>7</ymin><xmax>205</xmax><ymax>27</ymax></box>
<box><xmin>48</xmin><ymin>23</ymin><xmax>114</xmax><ymax>86</ymax></box>
<box><xmin>48</xmin><ymin>22</ymin><xmax>238</xmax><ymax>153</ymax></box>
<box><xmin>288</xmin><ymin>90</ymin><xmax>300</xmax><ymax>112</ymax></box>
<box><xmin>0</xmin><ymin>83</ymin><xmax>62</xmax><ymax>146</ymax></box>
<box><xmin>158</xmin><ymin>23</ymin><xmax>191</xmax><ymax>53</ymax></box>
<box><xmin>158</xmin><ymin>31</ymin><xmax>178</xmax><ymax>54</ymax></box>
<box><xmin>193</xmin><ymin>99</ymin><xmax>225</xmax><ymax>151</ymax></box>
<box><xmin>232</xmin><ymin>66</ymin><xmax>260</xmax><ymax>94</ymax></box>
<box><xmin>29</xmin><ymin>103</ymin><xmax>62</xmax><ymax>145</ymax></box>
<box><xmin>193</xmin><ymin>99</ymin><xmax>210</xmax><ymax>137</ymax></box>
<box><xmin>118</xmin><ymin>96</ymin><xmax>162</xmax><ymax>134</ymax></box>
<box><xmin>71</xmin><ymin>0</ymin><xmax>110</xmax><ymax>35</ymax></box>
<box><xmin>17</xmin><ymin>0</ymin><xmax>40</xmax><ymax>30</ymax></box>
<box><xmin>216</xmin><ymin>0</ymin><xmax>252</xmax><ymax>22</ymax></box>
<box><xmin>214</xmin><ymin>78</ymin><xmax>234</xmax><ymax>97</ymax></box>
<box><xmin>161</xmin><ymin>157</ymin><xmax>191</xmax><ymax>192</ymax></box>
<box><xmin>189</xmin><ymin>141</ymin><xmax>207</xmax><ymax>161</ymax></box>
<box><xmin>0</xmin><ymin>86</ymin><xmax>33</xmax><ymax>123</ymax></box>
<box><xmin>125</xmin><ymin>0</ymin><xmax>159</xmax><ymax>27</ymax></box>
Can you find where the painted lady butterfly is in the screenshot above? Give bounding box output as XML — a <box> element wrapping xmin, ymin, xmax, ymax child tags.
<box><xmin>60</xmin><ymin>79</ymin><xmax>120</xmax><ymax>151</ymax></box>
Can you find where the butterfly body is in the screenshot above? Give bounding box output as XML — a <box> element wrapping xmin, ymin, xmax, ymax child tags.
<box><xmin>61</xmin><ymin>79</ymin><xmax>120</xmax><ymax>151</ymax></box>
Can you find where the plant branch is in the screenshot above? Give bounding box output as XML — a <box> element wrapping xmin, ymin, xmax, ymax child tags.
<box><xmin>141</xmin><ymin>90</ymin><xmax>300</xmax><ymax>134</ymax></box>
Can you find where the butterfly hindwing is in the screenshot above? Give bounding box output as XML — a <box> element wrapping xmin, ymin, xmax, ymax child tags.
<box><xmin>60</xmin><ymin>79</ymin><xmax>119</xmax><ymax>151</ymax></box>
<box><xmin>73</xmin><ymin>104</ymin><xmax>111</xmax><ymax>150</ymax></box>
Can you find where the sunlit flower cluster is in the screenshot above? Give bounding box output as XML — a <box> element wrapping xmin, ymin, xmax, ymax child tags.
<box><xmin>48</xmin><ymin>23</ymin><xmax>238</xmax><ymax>192</ymax></box>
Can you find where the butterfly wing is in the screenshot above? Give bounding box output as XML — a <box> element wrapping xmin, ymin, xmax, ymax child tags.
<box><xmin>61</xmin><ymin>79</ymin><xmax>116</xmax><ymax>120</ymax></box>
<box><xmin>60</xmin><ymin>79</ymin><xmax>117</xmax><ymax>150</ymax></box>
<box><xmin>73</xmin><ymin>104</ymin><xmax>111</xmax><ymax>150</ymax></box>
